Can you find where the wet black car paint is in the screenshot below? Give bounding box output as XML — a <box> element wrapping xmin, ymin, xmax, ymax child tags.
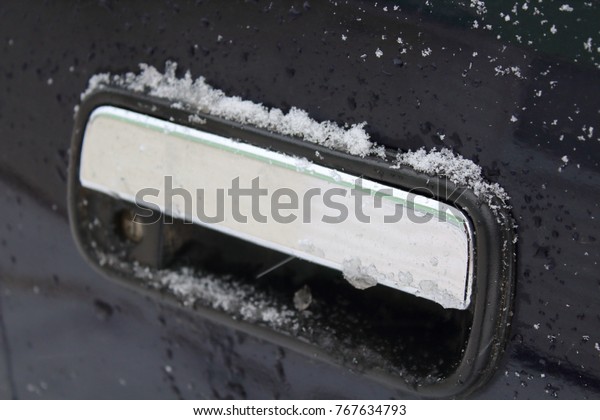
<box><xmin>0</xmin><ymin>0</ymin><xmax>599</xmax><ymax>398</ymax></box>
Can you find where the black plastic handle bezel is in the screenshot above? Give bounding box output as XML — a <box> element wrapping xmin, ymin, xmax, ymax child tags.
<box><xmin>68</xmin><ymin>87</ymin><xmax>516</xmax><ymax>398</ymax></box>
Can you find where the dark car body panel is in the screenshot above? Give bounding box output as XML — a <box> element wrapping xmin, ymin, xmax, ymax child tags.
<box><xmin>0</xmin><ymin>0</ymin><xmax>599</xmax><ymax>398</ymax></box>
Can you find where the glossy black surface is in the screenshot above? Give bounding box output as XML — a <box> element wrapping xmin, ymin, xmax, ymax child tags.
<box><xmin>0</xmin><ymin>0</ymin><xmax>599</xmax><ymax>398</ymax></box>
